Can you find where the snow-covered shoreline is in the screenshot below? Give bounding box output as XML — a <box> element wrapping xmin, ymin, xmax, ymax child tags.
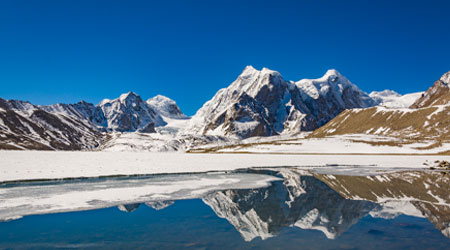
<box><xmin>192</xmin><ymin>134</ymin><xmax>450</xmax><ymax>155</ymax></box>
<box><xmin>1</xmin><ymin>151</ymin><xmax>449</xmax><ymax>182</ymax></box>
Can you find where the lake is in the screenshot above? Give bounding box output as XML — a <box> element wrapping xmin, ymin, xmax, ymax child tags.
<box><xmin>0</xmin><ymin>168</ymin><xmax>449</xmax><ymax>249</ymax></box>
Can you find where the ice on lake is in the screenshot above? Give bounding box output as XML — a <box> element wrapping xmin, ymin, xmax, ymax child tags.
<box><xmin>0</xmin><ymin>167</ymin><xmax>449</xmax><ymax>249</ymax></box>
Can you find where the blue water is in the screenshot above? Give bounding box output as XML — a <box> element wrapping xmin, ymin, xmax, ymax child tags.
<box><xmin>0</xmin><ymin>199</ymin><xmax>448</xmax><ymax>250</ymax></box>
<box><xmin>0</xmin><ymin>169</ymin><xmax>449</xmax><ymax>249</ymax></box>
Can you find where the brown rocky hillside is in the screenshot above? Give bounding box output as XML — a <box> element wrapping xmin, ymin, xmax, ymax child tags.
<box><xmin>310</xmin><ymin>105</ymin><xmax>450</xmax><ymax>140</ymax></box>
<box><xmin>310</xmin><ymin>70</ymin><xmax>450</xmax><ymax>141</ymax></box>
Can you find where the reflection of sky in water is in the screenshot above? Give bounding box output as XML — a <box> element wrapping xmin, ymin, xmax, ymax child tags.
<box><xmin>0</xmin><ymin>169</ymin><xmax>449</xmax><ymax>249</ymax></box>
<box><xmin>0</xmin><ymin>201</ymin><xmax>448</xmax><ymax>250</ymax></box>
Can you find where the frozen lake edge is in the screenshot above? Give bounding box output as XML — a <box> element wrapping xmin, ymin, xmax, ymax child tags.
<box><xmin>1</xmin><ymin>151</ymin><xmax>450</xmax><ymax>182</ymax></box>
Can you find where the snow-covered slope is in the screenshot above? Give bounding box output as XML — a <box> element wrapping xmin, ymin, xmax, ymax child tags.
<box><xmin>411</xmin><ymin>70</ymin><xmax>450</xmax><ymax>108</ymax></box>
<box><xmin>147</xmin><ymin>95</ymin><xmax>186</xmax><ymax>119</ymax></box>
<box><xmin>369</xmin><ymin>90</ymin><xmax>423</xmax><ymax>108</ymax></box>
<box><xmin>147</xmin><ymin>95</ymin><xmax>190</xmax><ymax>136</ymax></box>
<box><xmin>188</xmin><ymin>66</ymin><xmax>375</xmax><ymax>139</ymax></box>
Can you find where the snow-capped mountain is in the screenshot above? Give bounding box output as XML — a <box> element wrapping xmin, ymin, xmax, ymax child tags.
<box><xmin>147</xmin><ymin>95</ymin><xmax>186</xmax><ymax>119</ymax></box>
<box><xmin>188</xmin><ymin>66</ymin><xmax>308</xmax><ymax>138</ymax></box>
<box><xmin>369</xmin><ymin>90</ymin><xmax>423</xmax><ymax>108</ymax></box>
<box><xmin>0</xmin><ymin>92</ymin><xmax>183</xmax><ymax>150</ymax></box>
<box><xmin>188</xmin><ymin>66</ymin><xmax>375</xmax><ymax>139</ymax></box>
<box><xmin>0</xmin><ymin>98</ymin><xmax>104</xmax><ymax>150</ymax></box>
<box><xmin>98</xmin><ymin>92</ymin><xmax>165</xmax><ymax>133</ymax></box>
<box><xmin>294</xmin><ymin>69</ymin><xmax>375</xmax><ymax>109</ymax></box>
<box><xmin>97</xmin><ymin>94</ymin><xmax>195</xmax><ymax>152</ymax></box>
<box><xmin>294</xmin><ymin>69</ymin><xmax>376</xmax><ymax>126</ymax></box>
<box><xmin>411</xmin><ymin>70</ymin><xmax>450</xmax><ymax>108</ymax></box>
<box><xmin>41</xmin><ymin>92</ymin><xmax>181</xmax><ymax>134</ymax></box>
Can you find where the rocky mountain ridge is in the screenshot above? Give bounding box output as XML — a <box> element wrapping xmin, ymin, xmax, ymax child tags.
<box><xmin>411</xmin><ymin>71</ymin><xmax>450</xmax><ymax>108</ymax></box>
<box><xmin>0</xmin><ymin>92</ymin><xmax>184</xmax><ymax>150</ymax></box>
<box><xmin>187</xmin><ymin>66</ymin><xmax>376</xmax><ymax>139</ymax></box>
<box><xmin>1</xmin><ymin>66</ymin><xmax>444</xmax><ymax>151</ymax></box>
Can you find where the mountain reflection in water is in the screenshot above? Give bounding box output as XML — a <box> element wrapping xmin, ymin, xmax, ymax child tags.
<box><xmin>116</xmin><ymin>169</ymin><xmax>450</xmax><ymax>241</ymax></box>
<box><xmin>1</xmin><ymin>168</ymin><xmax>449</xmax><ymax>242</ymax></box>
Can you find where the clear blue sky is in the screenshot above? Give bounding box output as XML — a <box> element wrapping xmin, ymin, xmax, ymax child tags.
<box><xmin>1</xmin><ymin>0</ymin><xmax>449</xmax><ymax>115</ymax></box>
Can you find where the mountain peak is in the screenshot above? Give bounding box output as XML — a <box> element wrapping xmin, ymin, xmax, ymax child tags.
<box><xmin>239</xmin><ymin>65</ymin><xmax>258</xmax><ymax>77</ymax></box>
<box><xmin>148</xmin><ymin>94</ymin><xmax>175</xmax><ymax>103</ymax></box>
<box><xmin>261</xmin><ymin>67</ymin><xmax>281</xmax><ymax>76</ymax></box>
<box><xmin>296</xmin><ymin>69</ymin><xmax>348</xmax><ymax>87</ymax></box>
<box><xmin>324</xmin><ymin>69</ymin><xmax>341</xmax><ymax>77</ymax></box>
<box><xmin>243</xmin><ymin>65</ymin><xmax>257</xmax><ymax>72</ymax></box>
<box><xmin>295</xmin><ymin>69</ymin><xmax>369</xmax><ymax>102</ymax></box>
<box><xmin>119</xmin><ymin>91</ymin><xmax>140</xmax><ymax>102</ymax></box>
<box><xmin>240</xmin><ymin>65</ymin><xmax>281</xmax><ymax>79</ymax></box>
<box><xmin>76</xmin><ymin>100</ymin><xmax>92</xmax><ymax>106</ymax></box>
<box><xmin>439</xmin><ymin>70</ymin><xmax>450</xmax><ymax>85</ymax></box>
<box><xmin>321</xmin><ymin>69</ymin><xmax>348</xmax><ymax>85</ymax></box>
<box><xmin>96</xmin><ymin>91</ymin><xmax>164</xmax><ymax>132</ymax></box>
<box><xmin>410</xmin><ymin>69</ymin><xmax>450</xmax><ymax>108</ymax></box>
<box><xmin>147</xmin><ymin>95</ymin><xmax>185</xmax><ymax>118</ymax></box>
<box><xmin>98</xmin><ymin>92</ymin><xmax>143</xmax><ymax>107</ymax></box>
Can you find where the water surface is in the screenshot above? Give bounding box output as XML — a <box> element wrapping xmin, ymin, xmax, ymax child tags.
<box><xmin>0</xmin><ymin>168</ymin><xmax>449</xmax><ymax>249</ymax></box>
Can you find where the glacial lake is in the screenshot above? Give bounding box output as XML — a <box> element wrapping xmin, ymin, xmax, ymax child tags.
<box><xmin>0</xmin><ymin>168</ymin><xmax>449</xmax><ymax>249</ymax></box>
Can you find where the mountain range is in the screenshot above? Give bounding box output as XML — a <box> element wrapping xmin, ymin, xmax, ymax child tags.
<box><xmin>1</xmin><ymin>66</ymin><xmax>448</xmax><ymax>151</ymax></box>
<box><xmin>311</xmin><ymin>70</ymin><xmax>450</xmax><ymax>143</ymax></box>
